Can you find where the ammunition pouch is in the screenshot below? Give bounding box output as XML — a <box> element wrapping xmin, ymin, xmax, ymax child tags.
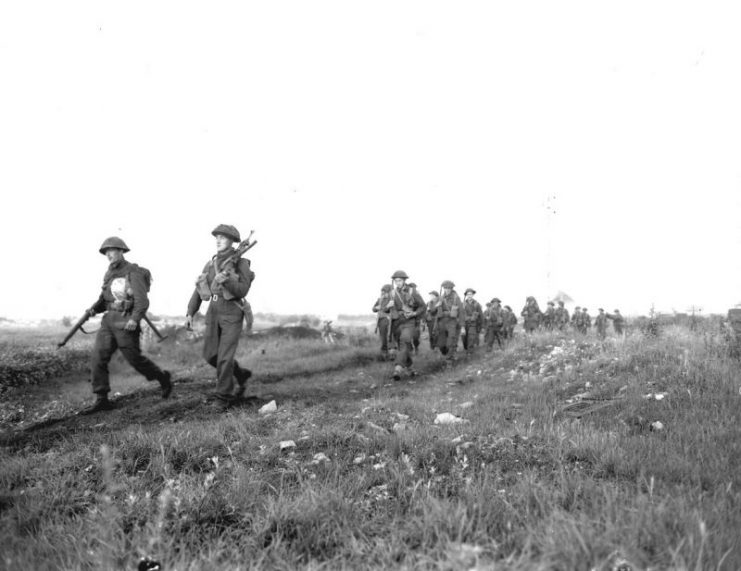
<box><xmin>196</xmin><ymin>272</ymin><xmax>212</xmax><ymax>301</ymax></box>
<box><xmin>107</xmin><ymin>299</ymin><xmax>133</xmax><ymax>313</ymax></box>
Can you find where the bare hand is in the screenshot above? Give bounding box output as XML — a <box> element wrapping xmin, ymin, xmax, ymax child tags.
<box><xmin>124</xmin><ymin>319</ymin><xmax>138</xmax><ymax>331</ymax></box>
<box><xmin>185</xmin><ymin>315</ymin><xmax>193</xmax><ymax>330</ymax></box>
<box><xmin>214</xmin><ymin>271</ymin><xmax>229</xmax><ymax>284</ymax></box>
<box><xmin>386</xmin><ymin>300</ymin><xmax>395</xmax><ymax>309</ymax></box>
<box><xmin>86</xmin><ymin>308</ymin><xmax>96</xmax><ymax>318</ymax></box>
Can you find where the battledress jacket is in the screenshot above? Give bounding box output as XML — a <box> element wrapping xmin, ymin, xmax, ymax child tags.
<box><xmin>187</xmin><ymin>249</ymin><xmax>253</xmax><ymax>317</ymax></box>
<box><xmin>91</xmin><ymin>259</ymin><xmax>149</xmax><ymax>323</ymax></box>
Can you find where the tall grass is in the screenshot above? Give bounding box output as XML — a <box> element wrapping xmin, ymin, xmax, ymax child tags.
<box><xmin>1</xmin><ymin>325</ymin><xmax>740</xmax><ymax>569</ymax></box>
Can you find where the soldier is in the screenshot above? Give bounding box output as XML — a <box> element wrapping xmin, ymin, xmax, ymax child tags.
<box><xmin>571</xmin><ymin>306</ymin><xmax>581</xmax><ymax>331</ymax></box>
<box><xmin>186</xmin><ymin>225</ymin><xmax>254</xmax><ymax>411</ymax></box>
<box><xmin>595</xmin><ymin>308</ymin><xmax>608</xmax><ymax>339</ymax></box>
<box><xmin>425</xmin><ymin>291</ymin><xmax>440</xmax><ymax>350</ymax></box>
<box><xmin>372</xmin><ymin>284</ymin><xmax>393</xmax><ymax>358</ymax></box>
<box><xmin>462</xmin><ymin>288</ymin><xmax>484</xmax><ymax>352</ymax></box>
<box><xmin>322</xmin><ymin>321</ymin><xmax>336</xmax><ymax>344</ymax></box>
<box><xmin>579</xmin><ymin>307</ymin><xmax>591</xmax><ymax>334</ymax></box>
<box><xmin>484</xmin><ymin>297</ymin><xmax>504</xmax><ymax>350</ymax></box>
<box><xmin>502</xmin><ymin>305</ymin><xmax>517</xmax><ymax>339</ymax></box>
<box><xmin>608</xmin><ymin>309</ymin><xmax>625</xmax><ymax>335</ymax></box>
<box><xmin>435</xmin><ymin>280</ymin><xmax>465</xmax><ymax>360</ymax></box>
<box><xmin>82</xmin><ymin>237</ymin><xmax>172</xmax><ymax>414</ymax></box>
<box><xmin>554</xmin><ymin>300</ymin><xmax>570</xmax><ymax>331</ymax></box>
<box><xmin>387</xmin><ymin>271</ymin><xmax>426</xmax><ymax>380</ymax></box>
<box><xmin>543</xmin><ymin>301</ymin><xmax>556</xmax><ymax>330</ymax></box>
<box><xmin>407</xmin><ymin>283</ymin><xmax>425</xmax><ymax>354</ymax></box>
<box><xmin>521</xmin><ymin>296</ymin><xmax>542</xmax><ymax>333</ymax></box>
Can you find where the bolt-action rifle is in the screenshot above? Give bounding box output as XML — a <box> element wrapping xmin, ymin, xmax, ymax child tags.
<box><xmin>57</xmin><ymin>311</ymin><xmax>94</xmax><ymax>348</ymax></box>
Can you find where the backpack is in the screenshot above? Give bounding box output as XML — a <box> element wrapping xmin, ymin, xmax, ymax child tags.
<box><xmin>128</xmin><ymin>263</ymin><xmax>153</xmax><ymax>292</ymax></box>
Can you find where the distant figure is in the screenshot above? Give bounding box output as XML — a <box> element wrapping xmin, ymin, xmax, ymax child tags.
<box><xmin>388</xmin><ymin>270</ymin><xmax>426</xmax><ymax>380</ymax></box>
<box><xmin>322</xmin><ymin>321</ymin><xmax>336</xmax><ymax>344</ymax></box>
<box><xmin>407</xmin><ymin>282</ymin><xmax>425</xmax><ymax>354</ymax></box>
<box><xmin>502</xmin><ymin>305</ymin><xmax>517</xmax><ymax>339</ymax></box>
<box><xmin>462</xmin><ymin>288</ymin><xmax>484</xmax><ymax>353</ymax></box>
<box><xmin>608</xmin><ymin>309</ymin><xmax>625</xmax><ymax>336</ymax></box>
<box><xmin>425</xmin><ymin>291</ymin><xmax>440</xmax><ymax>350</ymax></box>
<box><xmin>595</xmin><ymin>308</ymin><xmax>608</xmax><ymax>339</ymax></box>
<box><xmin>543</xmin><ymin>301</ymin><xmax>556</xmax><ymax>330</ymax></box>
<box><xmin>82</xmin><ymin>237</ymin><xmax>172</xmax><ymax>415</ymax></box>
<box><xmin>554</xmin><ymin>301</ymin><xmax>570</xmax><ymax>331</ymax></box>
<box><xmin>571</xmin><ymin>306</ymin><xmax>581</xmax><ymax>331</ymax></box>
<box><xmin>435</xmin><ymin>280</ymin><xmax>465</xmax><ymax>361</ymax></box>
<box><xmin>521</xmin><ymin>296</ymin><xmax>542</xmax><ymax>333</ymax></box>
<box><xmin>484</xmin><ymin>297</ymin><xmax>504</xmax><ymax>350</ymax></box>
<box><xmin>186</xmin><ymin>224</ymin><xmax>254</xmax><ymax>411</ymax></box>
<box><xmin>579</xmin><ymin>308</ymin><xmax>591</xmax><ymax>334</ymax></box>
<box><xmin>372</xmin><ymin>285</ymin><xmax>393</xmax><ymax>358</ymax></box>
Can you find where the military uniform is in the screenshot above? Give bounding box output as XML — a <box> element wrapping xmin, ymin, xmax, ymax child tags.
<box><xmin>502</xmin><ymin>305</ymin><xmax>517</xmax><ymax>339</ymax></box>
<box><xmin>436</xmin><ymin>281</ymin><xmax>465</xmax><ymax>359</ymax></box>
<box><xmin>187</xmin><ymin>225</ymin><xmax>254</xmax><ymax>405</ymax></box>
<box><xmin>571</xmin><ymin>307</ymin><xmax>581</xmax><ymax>331</ymax></box>
<box><xmin>425</xmin><ymin>292</ymin><xmax>440</xmax><ymax>350</ymax></box>
<box><xmin>407</xmin><ymin>283</ymin><xmax>424</xmax><ymax>354</ymax></box>
<box><xmin>520</xmin><ymin>297</ymin><xmax>542</xmax><ymax>333</ymax></box>
<box><xmin>608</xmin><ymin>310</ymin><xmax>625</xmax><ymax>335</ymax></box>
<box><xmin>484</xmin><ymin>298</ymin><xmax>504</xmax><ymax>349</ymax></box>
<box><xmin>543</xmin><ymin>302</ymin><xmax>556</xmax><ymax>330</ymax></box>
<box><xmin>388</xmin><ymin>271</ymin><xmax>426</xmax><ymax>379</ymax></box>
<box><xmin>462</xmin><ymin>289</ymin><xmax>484</xmax><ymax>352</ymax></box>
<box><xmin>595</xmin><ymin>309</ymin><xmax>608</xmax><ymax>339</ymax></box>
<box><xmin>578</xmin><ymin>309</ymin><xmax>591</xmax><ymax>334</ymax></box>
<box><xmin>86</xmin><ymin>237</ymin><xmax>171</xmax><ymax>412</ymax></box>
<box><xmin>554</xmin><ymin>302</ymin><xmax>570</xmax><ymax>331</ymax></box>
<box><xmin>372</xmin><ymin>285</ymin><xmax>393</xmax><ymax>356</ymax></box>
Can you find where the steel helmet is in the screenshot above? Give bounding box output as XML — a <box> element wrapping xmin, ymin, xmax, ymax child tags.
<box><xmin>211</xmin><ymin>224</ymin><xmax>241</xmax><ymax>243</ymax></box>
<box><xmin>441</xmin><ymin>280</ymin><xmax>455</xmax><ymax>289</ymax></box>
<box><xmin>391</xmin><ymin>270</ymin><xmax>409</xmax><ymax>280</ymax></box>
<box><xmin>99</xmin><ymin>236</ymin><xmax>130</xmax><ymax>254</ymax></box>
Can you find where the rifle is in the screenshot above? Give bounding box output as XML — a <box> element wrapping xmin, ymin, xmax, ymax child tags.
<box><xmin>217</xmin><ymin>230</ymin><xmax>258</xmax><ymax>273</ymax></box>
<box><xmin>57</xmin><ymin>311</ymin><xmax>93</xmax><ymax>348</ymax></box>
<box><xmin>142</xmin><ymin>314</ymin><xmax>169</xmax><ymax>343</ymax></box>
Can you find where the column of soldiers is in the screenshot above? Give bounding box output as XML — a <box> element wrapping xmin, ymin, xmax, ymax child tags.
<box><xmin>373</xmin><ymin>277</ymin><xmax>628</xmax><ymax>378</ymax></box>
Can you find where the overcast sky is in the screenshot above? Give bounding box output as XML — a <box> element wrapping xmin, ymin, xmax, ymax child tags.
<box><xmin>1</xmin><ymin>1</ymin><xmax>740</xmax><ymax>321</ymax></box>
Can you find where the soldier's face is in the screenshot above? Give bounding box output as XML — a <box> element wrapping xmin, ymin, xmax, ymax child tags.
<box><xmin>442</xmin><ymin>287</ymin><xmax>452</xmax><ymax>295</ymax></box>
<box><xmin>215</xmin><ymin>234</ymin><xmax>234</xmax><ymax>252</ymax></box>
<box><xmin>393</xmin><ymin>278</ymin><xmax>405</xmax><ymax>289</ymax></box>
<box><xmin>465</xmin><ymin>293</ymin><xmax>473</xmax><ymax>301</ymax></box>
<box><xmin>105</xmin><ymin>248</ymin><xmax>124</xmax><ymax>264</ymax></box>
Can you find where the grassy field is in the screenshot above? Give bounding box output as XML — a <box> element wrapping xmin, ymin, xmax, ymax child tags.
<box><xmin>1</xmin><ymin>321</ymin><xmax>740</xmax><ymax>570</ymax></box>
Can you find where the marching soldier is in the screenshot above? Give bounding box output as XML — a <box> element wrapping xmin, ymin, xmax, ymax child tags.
<box><xmin>521</xmin><ymin>296</ymin><xmax>542</xmax><ymax>333</ymax></box>
<box><xmin>425</xmin><ymin>291</ymin><xmax>440</xmax><ymax>350</ymax></box>
<box><xmin>387</xmin><ymin>271</ymin><xmax>426</xmax><ymax>380</ymax></box>
<box><xmin>462</xmin><ymin>288</ymin><xmax>484</xmax><ymax>352</ymax></box>
<box><xmin>595</xmin><ymin>308</ymin><xmax>608</xmax><ymax>339</ymax></box>
<box><xmin>571</xmin><ymin>306</ymin><xmax>581</xmax><ymax>331</ymax></box>
<box><xmin>502</xmin><ymin>305</ymin><xmax>517</xmax><ymax>339</ymax></box>
<box><xmin>579</xmin><ymin>307</ymin><xmax>591</xmax><ymax>334</ymax></box>
<box><xmin>543</xmin><ymin>301</ymin><xmax>556</xmax><ymax>330</ymax></box>
<box><xmin>435</xmin><ymin>280</ymin><xmax>465</xmax><ymax>360</ymax></box>
<box><xmin>484</xmin><ymin>297</ymin><xmax>504</xmax><ymax>350</ymax></box>
<box><xmin>608</xmin><ymin>309</ymin><xmax>626</xmax><ymax>335</ymax></box>
<box><xmin>82</xmin><ymin>237</ymin><xmax>172</xmax><ymax>414</ymax></box>
<box><xmin>373</xmin><ymin>284</ymin><xmax>393</xmax><ymax>359</ymax></box>
<box><xmin>407</xmin><ymin>282</ymin><xmax>425</xmax><ymax>354</ymax></box>
<box><xmin>186</xmin><ymin>224</ymin><xmax>254</xmax><ymax>411</ymax></box>
<box><xmin>554</xmin><ymin>300</ymin><xmax>570</xmax><ymax>331</ymax></box>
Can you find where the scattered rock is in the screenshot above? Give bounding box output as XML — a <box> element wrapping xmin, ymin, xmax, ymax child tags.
<box><xmin>392</xmin><ymin>423</ymin><xmax>406</xmax><ymax>432</ymax></box>
<box><xmin>368</xmin><ymin>421</ymin><xmax>388</xmax><ymax>433</ymax></box>
<box><xmin>279</xmin><ymin>440</ymin><xmax>296</xmax><ymax>450</ymax></box>
<box><xmin>458</xmin><ymin>401</ymin><xmax>474</xmax><ymax>409</ymax></box>
<box><xmin>394</xmin><ymin>412</ymin><xmax>410</xmax><ymax>421</ymax></box>
<box><xmin>311</xmin><ymin>452</ymin><xmax>330</xmax><ymax>464</ymax></box>
<box><xmin>353</xmin><ymin>454</ymin><xmax>366</xmax><ymax>465</ymax></box>
<box><xmin>650</xmin><ymin>421</ymin><xmax>664</xmax><ymax>431</ymax></box>
<box><xmin>259</xmin><ymin>400</ymin><xmax>277</xmax><ymax>415</ymax></box>
<box><xmin>434</xmin><ymin>412</ymin><xmax>466</xmax><ymax>425</ymax></box>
